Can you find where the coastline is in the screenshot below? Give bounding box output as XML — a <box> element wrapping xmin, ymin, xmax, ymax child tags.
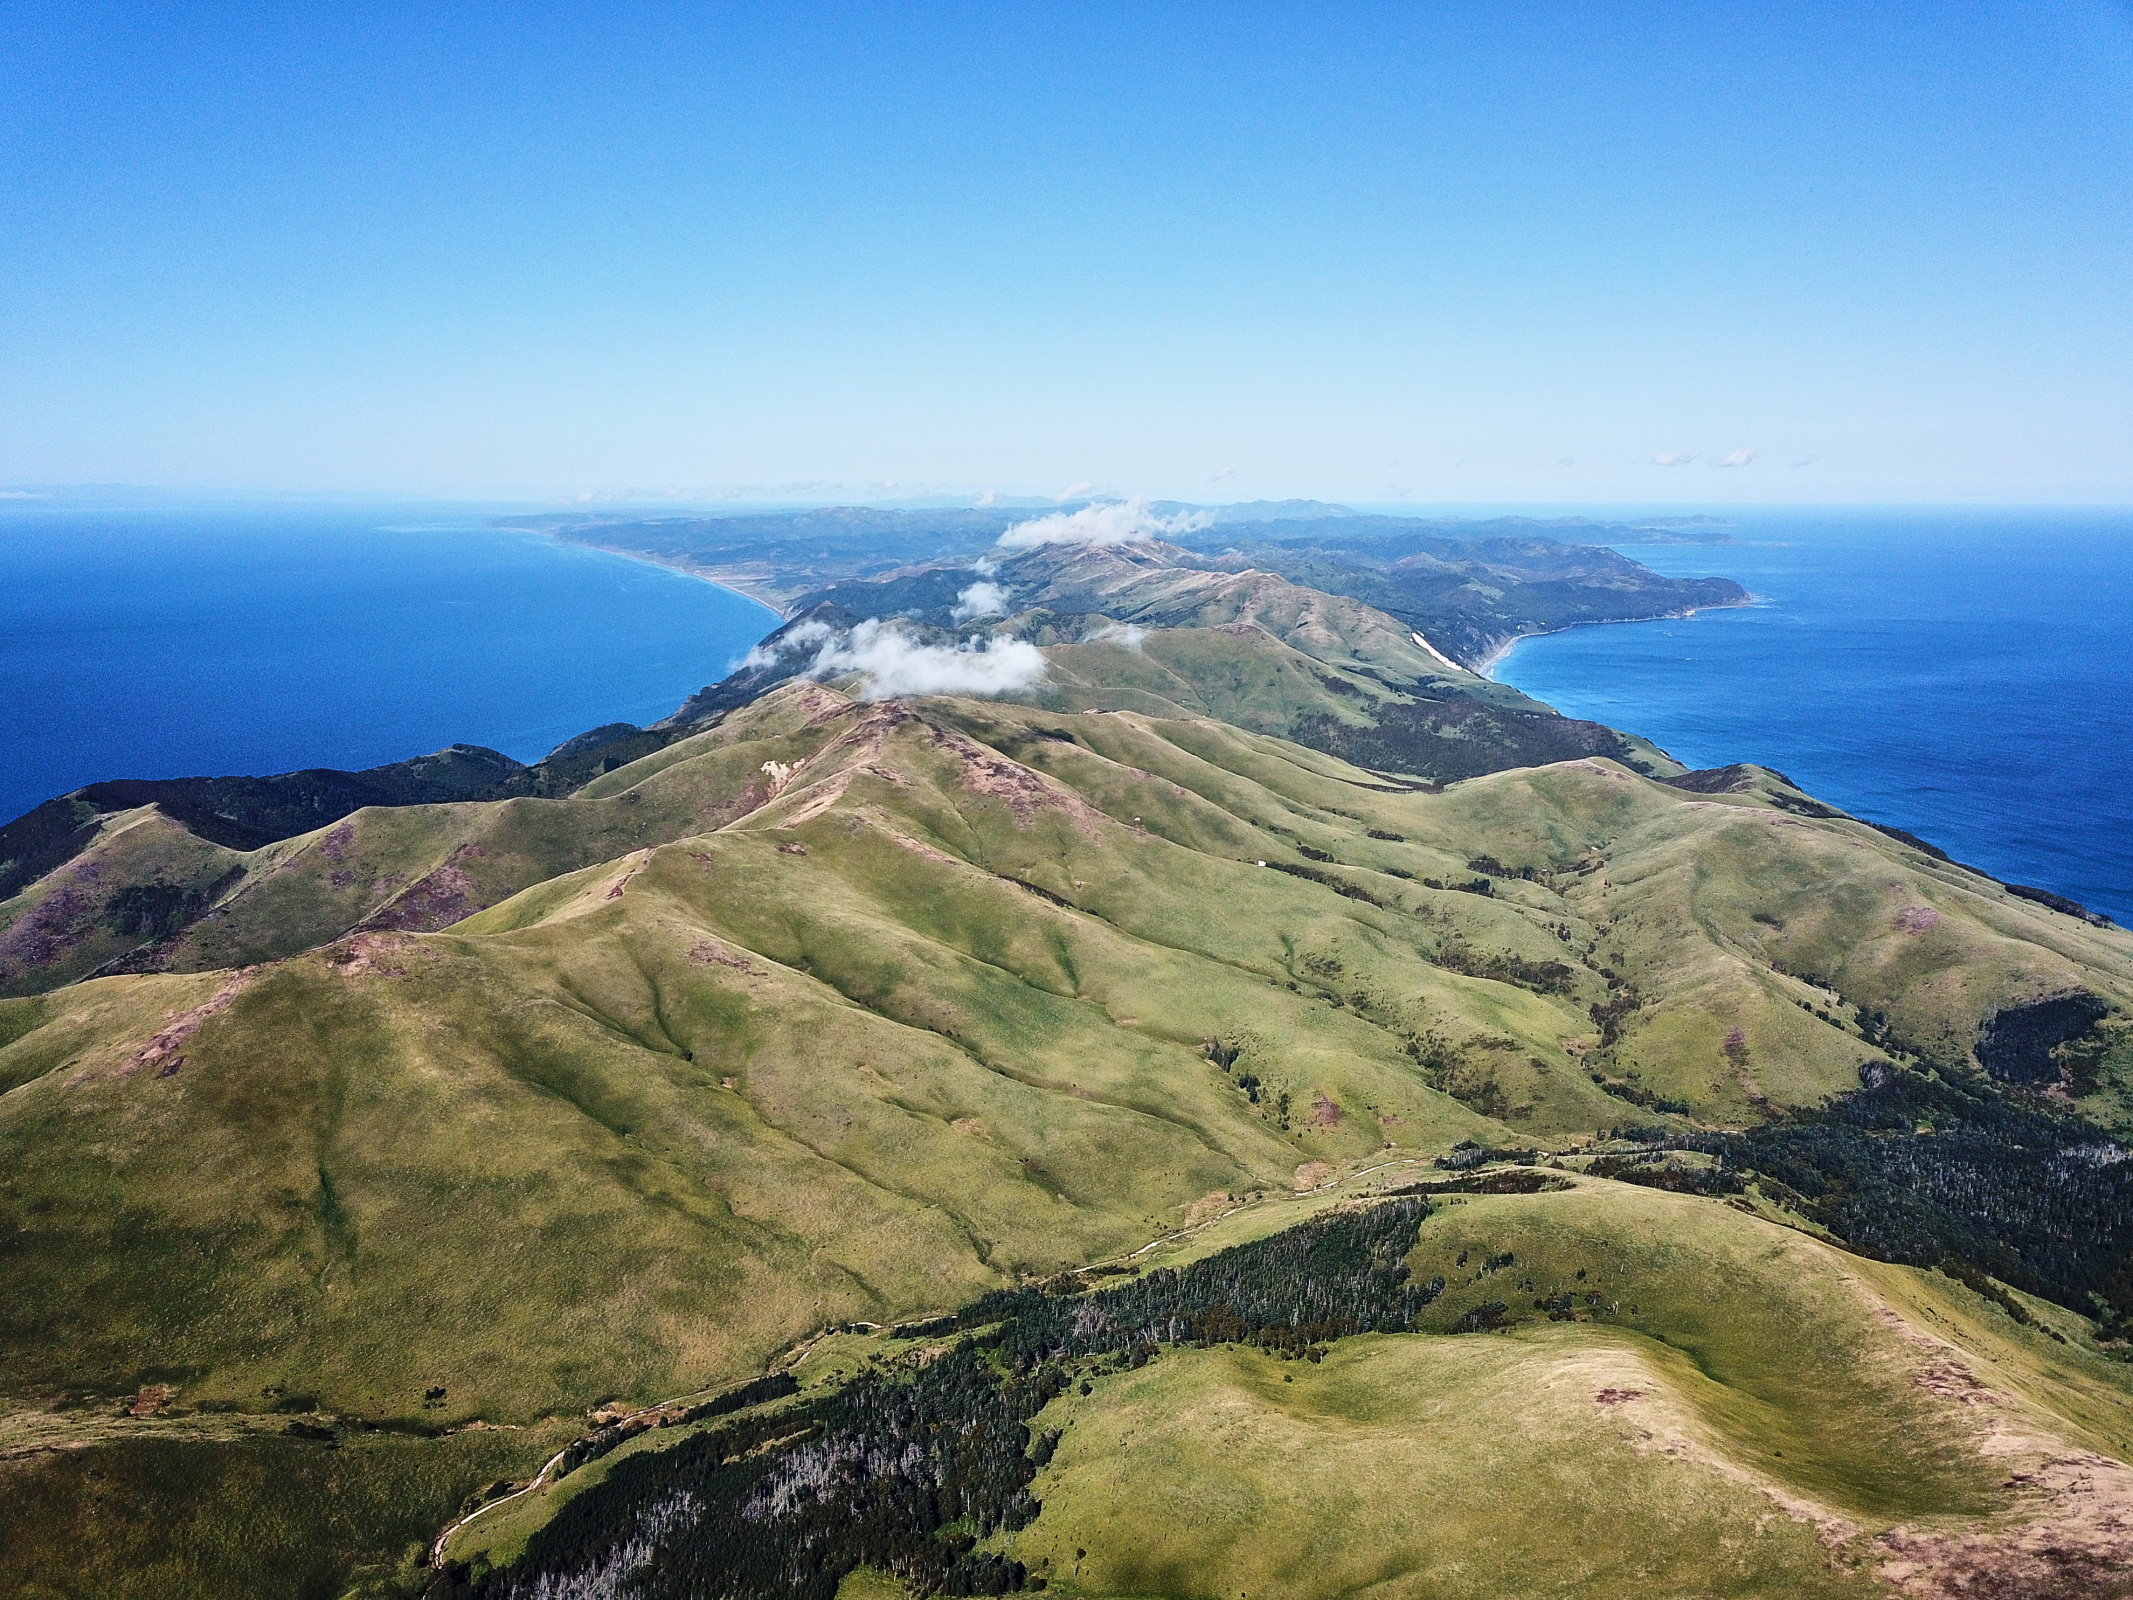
<box><xmin>1477</xmin><ymin>598</ymin><xmax>1756</xmax><ymax>681</ymax></box>
<box><xmin>529</xmin><ymin>528</ymin><xmax>796</xmax><ymax>620</ymax></box>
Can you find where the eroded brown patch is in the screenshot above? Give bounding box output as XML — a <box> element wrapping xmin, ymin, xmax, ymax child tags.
<box><xmin>125</xmin><ymin>968</ymin><xmax>255</xmax><ymax>1077</ymax></box>
<box><xmin>1876</xmin><ymin>1452</ymin><xmax>2133</xmax><ymax>1599</ymax></box>
<box><xmin>931</xmin><ymin>725</ymin><xmax>1107</xmax><ymax>836</ymax></box>
<box><xmin>328</xmin><ymin>932</ymin><xmax>415</xmax><ymax>978</ymax></box>
<box><xmin>1860</xmin><ymin>1302</ymin><xmax>2133</xmax><ymax>1597</ymax></box>
<box><xmin>365</xmin><ymin>844</ymin><xmax>492</xmax><ymax>932</ymax></box>
<box><xmin>689</xmin><ymin>939</ymin><xmax>757</xmax><ymax>974</ymax></box>
<box><xmin>126</xmin><ymin>1384</ymin><xmax>174</xmax><ymax>1418</ymax></box>
<box><xmin>1183</xmin><ymin>1190</ymin><xmax>1236</xmax><ymax>1226</ymax></box>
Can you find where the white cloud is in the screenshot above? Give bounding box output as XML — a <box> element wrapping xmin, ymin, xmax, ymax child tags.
<box><xmin>997</xmin><ymin>497</ymin><xmax>1213</xmax><ymax>551</ymax></box>
<box><xmin>1084</xmin><ymin>620</ymin><xmax>1147</xmax><ymax>651</ymax></box>
<box><xmin>970</xmin><ymin>554</ymin><xmax>999</xmax><ymax>577</ymax></box>
<box><xmin>1057</xmin><ymin>481</ymin><xmax>1095</xmax><ymax>500</ymax></box>
<box><xmin>1791</xmin><ymin>454</ymin><xmax>1820</xmax><ymax>468</ymax></box>
<box><xmin>733</xmin><ymin>617</ymin><xmax>833</xmax><ymax>671</ymax></box>
<box><xmin>803</xmin><ymin>619</ymin><xmax>1048</xmax><ymax>701</ymax></box>
<box><xmin>1653</xmin><ymin>451</ymin><xmax>1697</xmax><ymax>466</ymax></box>
<box><xmin>1716</xmin><ymin>447</ymin><xmax>1761</xmax><ymax>468</ymax></box>
<box><xmin>1208</xmin><ymin>466</ymin><xmax>1238</xmax><ymax>482</ymax></box>
<box><xmin>950</xmin><ymin>580</ymin><xmax>1010</xmax><ymax>622</ymax></box>
<box><xmin>975</xmin><ymin>489</ymin><xmax>1001</xmax><ymax>506</ymax></box>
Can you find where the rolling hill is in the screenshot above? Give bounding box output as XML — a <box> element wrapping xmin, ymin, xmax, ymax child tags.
<box><xmin>2</xmin><ymin>539</ymin><xmax>2129</xmax><ymax>1600</ymax></box>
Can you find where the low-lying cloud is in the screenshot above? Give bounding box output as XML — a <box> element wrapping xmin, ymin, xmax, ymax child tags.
<box><xmin>1083</xmin><ymin>620</ymin><xmax>1147</xmax><ymax>651</ymax></box>
<box><xmin>998</xmin><ymin>497</ymin><xmax>1212</xmax><ymax>551</ymax></box>
<box><xmin>950</xmin><ymin>580</ymin><xmax>1009</xmax><ymax>622</ymax></box>
<box><xmin>804</xmin><ymin>619</ymin><xmax>1047</xmax><ymax>701</ymax></box>
<box><xmin>734</xmin><ymin>617</ymin><xmax>834</xmax><ymax>672</ymax></box>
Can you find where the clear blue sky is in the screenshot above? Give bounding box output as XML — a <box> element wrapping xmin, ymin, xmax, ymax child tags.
<box><xmin>4</xmin><ymin>2</ymin><xmax>2130</xmax><ymax>503</ymax></box>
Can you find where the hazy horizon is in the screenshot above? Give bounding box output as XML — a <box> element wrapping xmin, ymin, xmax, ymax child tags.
<box><xmin>7</xmin><ymin>486</ymin><xmax>2133</xmax><ymax>515</ymax></box>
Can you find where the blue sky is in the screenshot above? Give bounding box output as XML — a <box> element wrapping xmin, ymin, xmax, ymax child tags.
<box><xmin>3</xmin><ymin>2</ymin><xmax>2130</xmax><ymax>503</ymax></box>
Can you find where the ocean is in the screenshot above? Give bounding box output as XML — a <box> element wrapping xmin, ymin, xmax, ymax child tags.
<box><xmin>0</xmin><ymin>505</ymin><xmax>779</xmax><ymax>825</ymax></box>
<box><xmin>1492</xmin><ymin>508</ymin><xmax>2133</xmax><ymax>925</ymax></box>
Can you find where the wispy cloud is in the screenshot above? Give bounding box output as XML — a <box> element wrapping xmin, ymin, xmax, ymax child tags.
<box><xmin>1791</xmin><ymin>454</ymin><xmax>1820</xmax><ymax>469</ymax></box>
<box><xmin>950</xmin><ymin>580</ymin><xmax>1009</xmax><ymax>622</ymax></box>
<box><xmin>804</xmin><ymin>619</ymin><xmax>1047</xmax><ymax>701</ymax></box>
<box><xmin>1056</xmin><ymin>481</ymin><xmax>1094</xmax><ymax>501</ymax></box>
<box><xmin>997</xmin><ymin>497</ymin><xmax>1212</xmax><ymax>550</ymax></box>
<box><xmin>1208</xmin><ymin>466</ymin><xmax>1238</xmax><ymax>482</ymax></box>
<box><xmin>1716</xmin><ymin>447</ymin><xmax>1761</xmax><ymax>468</ymax></box>
<box><xmin>1084</xmin><ymin>620</ymin><xmax>1146</xmax><ymax>652</ymax></box>
<box><xmin>733</xmin><ymin>617</ymin><xmax>834</xmax><ymax>672</ymax></box>
<box><xmin>1653</xmin><ymin>451</ymin><xmax>1697</xmax><ymax>467</ymax></box>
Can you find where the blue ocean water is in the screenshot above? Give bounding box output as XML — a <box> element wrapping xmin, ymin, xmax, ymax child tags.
<box><xmin>0</xmin><ymin>505</ymin><xmax>779</xmax><ymax>825</ymax></box>
<box><xmin>1493</xmin><ymin>508</ymin><xmax>2133</xmax><ymax>925</ymax></box>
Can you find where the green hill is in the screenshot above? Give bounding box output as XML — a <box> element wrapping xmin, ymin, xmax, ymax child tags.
<box><xmin>3</xmin><ymin>555</ymin><xmax>2131</xmax><ymax>1599</ymax></box>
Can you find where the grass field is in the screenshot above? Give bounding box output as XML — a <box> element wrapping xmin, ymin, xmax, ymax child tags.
<box><xmin>0</xmin><ymin>1421</ymin><xmax>572</xmax><ymax>1600</ymax></box>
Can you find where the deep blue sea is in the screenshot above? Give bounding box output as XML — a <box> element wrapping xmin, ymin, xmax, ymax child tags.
<box><xmin>0</xmin><ymin>506</ymin><xmax>779</xmax><ymax>825</ymax></box>
<box><xmin>1493</xmin><ymin>508</ymin><xmax>2133</xmax><ymax>925</ymax></box>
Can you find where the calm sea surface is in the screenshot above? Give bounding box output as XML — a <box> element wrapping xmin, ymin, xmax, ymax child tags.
<box><xmin>0</xmin><ymin>506</ymin><xmax>778</xmax><ymax>824</ymax></box>
<box><xmin>1493</xmin><ymin>508</ymin><xmax>2133</xmax><ymax>925</ymax></box>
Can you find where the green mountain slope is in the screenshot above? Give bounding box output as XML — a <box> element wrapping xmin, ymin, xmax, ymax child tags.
<box><xmin>7</xmin><ymin>679</ymin><xmax>2130</xmax><ymax>1412</ymax></box>
<box><xmin>4</xmin><ymin>561</ymin><xmax>2132</xmax><ymax>1599</ymax></box>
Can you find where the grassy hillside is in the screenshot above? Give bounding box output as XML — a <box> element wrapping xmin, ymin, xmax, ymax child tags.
<box><xmin>1010</xmin><ymin>1183</ymin><xmax>2133</xmax><ymax>1600</ymax></box>
<box><xmin>441</xmin><ymin>1175</ymin><xmax>2133</xmax><ymax>1600</ymax></box>
<box><xmin>7</xmin><ymin>683</ymin><xmax>2129</xmax><ymax>1418</ymax></box>
<box><xmin>4</xmin><ymin>610</ymin><xmax>2131</xmax><ymax>1596</ymax></box>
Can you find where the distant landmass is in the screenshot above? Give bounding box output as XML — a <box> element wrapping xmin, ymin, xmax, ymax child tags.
<box><xmin>506</xmin><ymin>505</ymin><xmax>1747</xmax><ymax>660</ymax></box>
